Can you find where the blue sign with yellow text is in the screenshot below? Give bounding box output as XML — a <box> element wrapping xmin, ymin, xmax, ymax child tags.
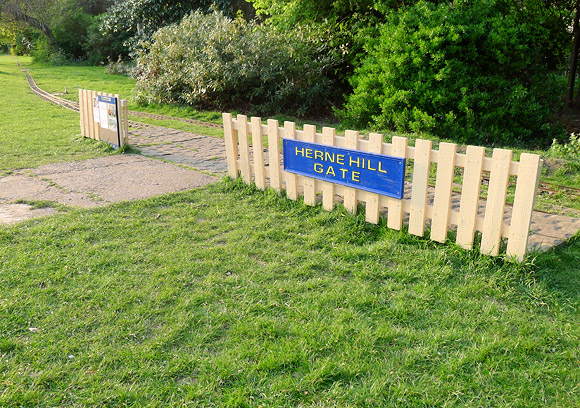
<box><xmin>283</xmin><ymin>139</ymin><xmax>405</xmax><ymax>199</ymax></box>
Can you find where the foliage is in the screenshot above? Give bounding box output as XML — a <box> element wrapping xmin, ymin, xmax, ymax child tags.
<box><xmin>134</xmin><ymin>10</ymin><xmax>342</xmax><ymax>116</ymax></box>
<box><xmin>339</xmin><ymin>0</ymin><xmax>568</xmax><ymax>146</ymax></box>
<box><xmin>550</xmin><ymin>133</ymin><xmax>580</xmax><ymax>159</ymax></box>
<box><xmin>97</xmin><ymin>0</ymin><xmax>232</xmax><ymax>55</ymax></box>
<box><xmin>51</xmin><ymin>6</ymin><xmax>92</xmax><ymax>60</ymax></box>
<box><xmin>84</xmin><ymin>13</ymin><xmax>132</xmax><ymax>64</ymax></box>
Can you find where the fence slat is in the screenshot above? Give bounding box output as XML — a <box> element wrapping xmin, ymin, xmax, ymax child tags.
<box><xmin>223</xmin><ymin>113</ymin><xmax>239</xmax><ymax>178</ymax></box>
<box><xmin>303</xmin><ymin>125</ymin><xmax>317</xmax><ymax>206</ymax></box>
<box><xmin>322</xmin><ymin>127</ymin><xmax>336</xmax><ymax>211</ymax></box>
<box><xmin>366</xmin><ymin>133</ymin><xmax>383</xmax><ymax>224</ymax></box>
<box><xmin>507</xmin><ymin>153</ymin><xmax>542</xmax><ymax>260</ymax></box>
<box><xmin>268</xmin><ymin>119</ymin><xmax>282</xmax><ymax>192</ymax></box>
<box><xmin>92</xmin><ymin>91</ymin><xmax>100</xmax><ymax>140</ymax></box>
<box><xmin>251</xmin><ymin>117</ymin><xmax>266</xmax><ymax>190</ymax></box>
<box><xmin>431</xmin><ymin>142</ymin><xmax>457</xmax><ymax>242</ymax></box>
<box><xmin>480</xmin><ymin>148</ymin><xmax>513</xmax><ymax>255</ymax></box>
<box><xmin>344</xmin><ymin>130</ymin><xmax>359</xmax><ymax>214</ymax></box>
<box><xmin>237</xmin><ymin>114</ymin><xmax>252</xmax><ymax>184</ymax></box>
<box><xmin>456</xmin><ymin>145</ymin><xmax>485</xmax><ymax>249</ymax></box>
<box><xmin>387</xmin><ymin>136</ymin><xmax>409</xmax><ymax>230</ymax></box>
<box><xmin>409</xmin><ymin>139</ymin><xmax>432</xmax><ymax>236</ymax></box>
<box><xmin>79</xmin><ymin>89</ymin><xmax>86</xmax><ymax>137</ymax></box>
<box><xmin>122</xmin><ymin>99</ymin><xmax>129</xmax><ymax>146</ymax></box>
<box><xmin>283</xmin><ymin>121</ymin><xmax>298</xmax><ymax>199</ymax></box>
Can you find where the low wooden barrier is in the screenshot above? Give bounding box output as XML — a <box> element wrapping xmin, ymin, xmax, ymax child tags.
<box><xmin>79</xmin><ymin>89</ymin><xmax>129</xmax><ymax>147</ymax></box>
<box><xmin>223</xmin><ymin>113</ymin><xmax>543</xmax><ymax>261</ymax></box>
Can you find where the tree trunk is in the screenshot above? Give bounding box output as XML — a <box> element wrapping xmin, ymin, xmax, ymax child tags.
<box><xmin>567</xmin><ymin>0</ymin><xmax>580</xmax><ymax>108</ymax></box>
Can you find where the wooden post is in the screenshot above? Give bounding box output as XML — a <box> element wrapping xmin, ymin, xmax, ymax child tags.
<box><xmin>121</xmin><ymin>99</ymin><xmax>129</xmax><ymax>146</ymax></box>
<box><xmin>480</xmin><ymin>148</ymin><xmax>513</xmax><ymax>256</ymax></box>
<box><xmin>366</xmin><ymin>133</ymin><xmax>383</xmax><ymax>224</ymax></box>
<box><xmin>387</xmin><ymin>136</ymin><xmax>408</xmax><ymax>230</ymax></box>
<box><xmin>303</xmin><ymin>124</ymin><xmax>317</xmax><ymax>206</ymax></box>
<box><xmin>252</xmin><ymin>117</ymin><xmax>266</xmax><ymax>190</ymax></box>
<box><xmin>321</xmin><ymin>127</ymin><xmax>336</xmax><ymax>211</ymax></box>
<box><xmin>456</xmin><ymin>146</ymin><xmax>485</xmax><ymax>249</ymax></box>
<box><xmin>268</xmin><ymin>119</ymin><xmax>282</xmax><ymax>193</ymax></box>
<box><xmin>409</xmin><ymin>139</ymin><xmax>432</xmax><ymax>236</ymax></box>
<box><xmin>223</xmin><ymin>113</ymin><xmax>239</xmax><ymax>178</ymax></box>
<box><xmin>430</xmin><ymin>142</ymin><xmax>457</xmax><ymax>242</ymax></box>
<box><xmin>507</xmin><ymin>153</ymin><xmax>542</xmax><ymax>260</ymax></box>
<box><xmin>237</xmin><ymin>114</ymin><xmax>252</xmax><ymax>184</ymax></box>
<box><xmin>344</xmin><ymin>130</ymin><xmax>359</xmax><ymax>214</ymax></box>
<box><xmin>284</xmin><ymin>121</ymin><xmax>298</xmax><ymax>199</ymax></box>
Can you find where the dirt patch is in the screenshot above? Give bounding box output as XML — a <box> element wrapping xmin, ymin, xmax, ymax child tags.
<box><xmin>0</xmin><ymin>154</ymin><xmax>217</xmax><ymax>224</ymax></box>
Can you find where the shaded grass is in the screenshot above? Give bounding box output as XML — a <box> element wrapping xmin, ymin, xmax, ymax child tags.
<box><xmin>1</xmin><ymin>178</ymin><xmax>579</xmax><ymax>407</ymax></box>
<box><xmin>0</xmin><ymin>55</ymin><xmax>112</xmax><ymax>171</ymax></box>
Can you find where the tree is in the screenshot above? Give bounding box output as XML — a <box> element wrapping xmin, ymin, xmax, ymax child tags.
<box><xmin>0</xmin><ymin>0</ymin><xmax>68</xmax><ymax>49</ymax></box>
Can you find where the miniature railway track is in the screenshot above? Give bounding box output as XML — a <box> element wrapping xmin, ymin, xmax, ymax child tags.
<box><xmin>20</xmin><ymin>63</ymin><xmax>580</xmax><ymax>203</ymax></box>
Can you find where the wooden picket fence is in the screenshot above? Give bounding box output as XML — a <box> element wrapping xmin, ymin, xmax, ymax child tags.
<box><xmin>79</xmin><ymin>89</ymin><xmax>129</xmax><ymax>146</ymax></box>
<box><xmin>223</xmin><ymin>113</ymin><xmax>544</xmax><ymax>261</ymax></box>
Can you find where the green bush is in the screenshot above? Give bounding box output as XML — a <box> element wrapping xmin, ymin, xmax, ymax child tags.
<box><xmin>339</xmin><ymin>0</ymin><xmax>567</xmax><ymax>146</ymax></box>
<box><xmin>134</xmin><ymin>10</ymin><xmax>342</xmax><ymax>116</ymax></box>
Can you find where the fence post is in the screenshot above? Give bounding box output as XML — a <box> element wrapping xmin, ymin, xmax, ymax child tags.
<box><xmin>252</xmin><ymin>117</ymin><xmax>266</xmax><ymax>190</ymax></box>
<box><xmin>344</xmin><ymin>130</ymin><xmax>359</xmax><ymax>214</ymax></box>
<box><xmin>284</xmin><ymin>121</ymin><xmax>298</xmax><ymax>199</ymax></box>
<box><xmin>506</xmin><ymin>153</ymin><xmax>542</xmax><ymax>260</ymax></box>
<box><xmin>223</xmin><ymin>113</ymin><xmax>239</xmax><ymax>179</ymax></box>
<box><xmin>237</xmin><ymin>114</ymin><xmax>252</xmax><ymax>184</ymax></box>
<box><xmin>480</xmin><ymin>148</ymin><xmax>513</xmax><ymax>256</ymax></box>
<box><xmin>267</xmin><ymin>119</ymin><xmax>282</xmax><ymax>193</ymax></box>
<box><xmin>430</xmin><ymin>142</ymin><xmax>457</xmax><ymax>242</ymax></box>
<box><xmin>387</xmin><ymin>136</ymin><xmax>408</xmax><ymax>230</ymax></box>
<box><xmin>366</xmin><ymin>133</ymin><xmax>383</xmax><ymax>224</ymax></box>
<box><xmin>409</xmin><ymin>139</ymin><xmax>432</xmax><ymax>236</ymax></box>
<box><xmin>456</xmin><ymin>146</ymin><xmax>486</xmax><ymax>249</ymax></box>
<box><xmin>321</xmin><ymin>127</ymin><xmax>336</xmax><ymax>211</ymax></box>
<box><xmin>303</xmin><ymin>124</ymin><xmax>317</xmax><ymax>206</ymax></box>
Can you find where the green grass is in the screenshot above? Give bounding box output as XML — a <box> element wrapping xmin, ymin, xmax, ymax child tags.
<box><xmin>0</xmin><ymin>55</ymin><xmax>113</xmax><ymax>172</ymax></box>
<box><xmin>1</xmin><ymin>179</ymin><xmax>579</xmax><ymax>407</ymax></box>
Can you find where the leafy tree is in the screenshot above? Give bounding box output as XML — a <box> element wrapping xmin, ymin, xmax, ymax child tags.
<box><xmin>339</xmin><ymin>0</ymin><xmax>567</xmax><ymax>146</ymax></box>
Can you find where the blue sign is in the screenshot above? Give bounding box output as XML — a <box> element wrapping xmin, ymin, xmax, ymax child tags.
<box><xmin>283</xmin><ymin>139</ymin><xmax>406</xmax><ymax>199</ymax></box>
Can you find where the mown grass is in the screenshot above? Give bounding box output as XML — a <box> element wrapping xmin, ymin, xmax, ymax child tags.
<box><xmin>0</xmin><ymin>55</ymin><xmax>113</xmax><ymax>172</ymax></box>
<box><xmin>1</xmin><ymin>179</ymin><xmax>579</xmax><ymax>407</ymax></box>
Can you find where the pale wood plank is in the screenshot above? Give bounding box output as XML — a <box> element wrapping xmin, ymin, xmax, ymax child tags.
<box><xmin>321</xmin><ymin>127</ymin><xmax>336</xmax><ymax>211</ymax></box>
<box><xmin>430</xmin><ymin>142</ymin><xmax>457</xmax><ymax>242</ymax></box>
<box><xmin>344</xmin><ymin>130</ymin><xmax>359</xmax><ymax>214</ymax></box>
<box><xmin>283</xmin><ymin>121</ymin><xmax>298</xmax><ymax>199</ymax></box>
<box><xmin>456</xmin><ymin>146</ymin><xmax>486</xmax><ymax>249</ymax></box>
<box><xmin>268</xmin><ymin>119</ymin><xmax>282</xmax><ymax>192</ymax></box>
<box><xmin>222</xmin><ymin>113</ymin><xmax>239</xmax><ymax>178</ymax></box>
<box><xmin>386</xmin><ymin>136</ymin><xmax>408</xmax><ymax>230</ymax></box>
<box><xmin>507</xmin><ymin>153</ymin><xmax>542</xmax><ymax>261</ymax></box>
<box><xmin>480</xmin><ymin>148</ymin><xmax>513</xmax><ymax>256</ymax></box>
<box><xmin>121</xmin><ymin>99</ymin><xmax>129</xmax><ymax>146</ymax></box>
<box><xmin>79</xmin><ymin>89</ymin><xmax>86</xmax><ymax>137</ymax></box>
<box><xmin>408</xmin><ymin>139</ymin><xmax>432</xmax><ymax>236</ymax></box>
<box><xmin>237</xmin><ymin>114</ymin><xmax>252</xmax><ymax>184</ymax></box>
<box><xmin>366</xmin><ymin>133</ymin><xmax>383</xmax><ymax>224</ymax></box>
<box><xmin>303</xmin><ymin>124</ymin><xmax>317</xmax><ymax>206</ymax></box>
<box><xmin>93</xmin><ymin>91</ymin><xmax>100</xmax><ymax>141</ymax></box>
<box><xmin>251</xmin><ymin>117</ymin><xmax>266</xmax><ymax>190</ymax></box>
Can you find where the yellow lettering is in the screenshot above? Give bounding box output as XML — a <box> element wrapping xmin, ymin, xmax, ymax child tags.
<box><xmin>367</xmin><ymin>159</ymin><xmax>376</xmax><ymax>171</ymax></box>
<box><xmin>314</xmin><ymin>163</ymin><xmax>323</xmax><ymax>173</ymax></box>
<box><xmin>305</xmin><ymin>148</ymin><xmax>313</xmax><ymax>159</ymax></box>
<box><xmin>295</xmin><ymin>146</ymin><xmax>305</xmax><ymax>157</ymax></box>
<box><xmin>349</xmin><ymin>156</ymin><xmax>360</xmax><ymax>168</ymax></box>
<box><xmin>324</xmin><ymin>151</ymin><xmax>335</xmax><ymax>163</ymax></box>
<box><xmin>314</xmin><ymin>150</ymin><xmax>323</xmax><ymax>160</ymax></box>
<box><xmin>326</xmin><ymin>166</ymin><xmax>336</xmax><ymax>177</ymax></box>
<box><xmin>378</xmin><ymin>161</ymin><xmax>387</xmax><ymax>174</ymax></box>
<box><xmin>352</xmin><ymin>171</ymin><xmax>360</xmax><ymax>182</ymax></box>
<box><xmin>337</xmin><ymin>154</ymin><xmax>345</xmax><ymax>165</ymax></box>
<box><xmin>340</xmin><ymin>168</ymin><xmax>348</xmax><ymax>178</ymax></box>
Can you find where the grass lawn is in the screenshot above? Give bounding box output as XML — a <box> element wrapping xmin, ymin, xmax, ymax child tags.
<box><xmin>0</xmin><ymin>55</ymin><xmax>113</xmax><ymax>173</ymax></box>
<box><xmin>0</xmin><ymin>180</ymin><xmax>579</xmax><ymax>407</ymax></box>
<box><xmin>1</xmin><ymin>53</ymin><xmax>580</xmax><ymax>406</ymax></box>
